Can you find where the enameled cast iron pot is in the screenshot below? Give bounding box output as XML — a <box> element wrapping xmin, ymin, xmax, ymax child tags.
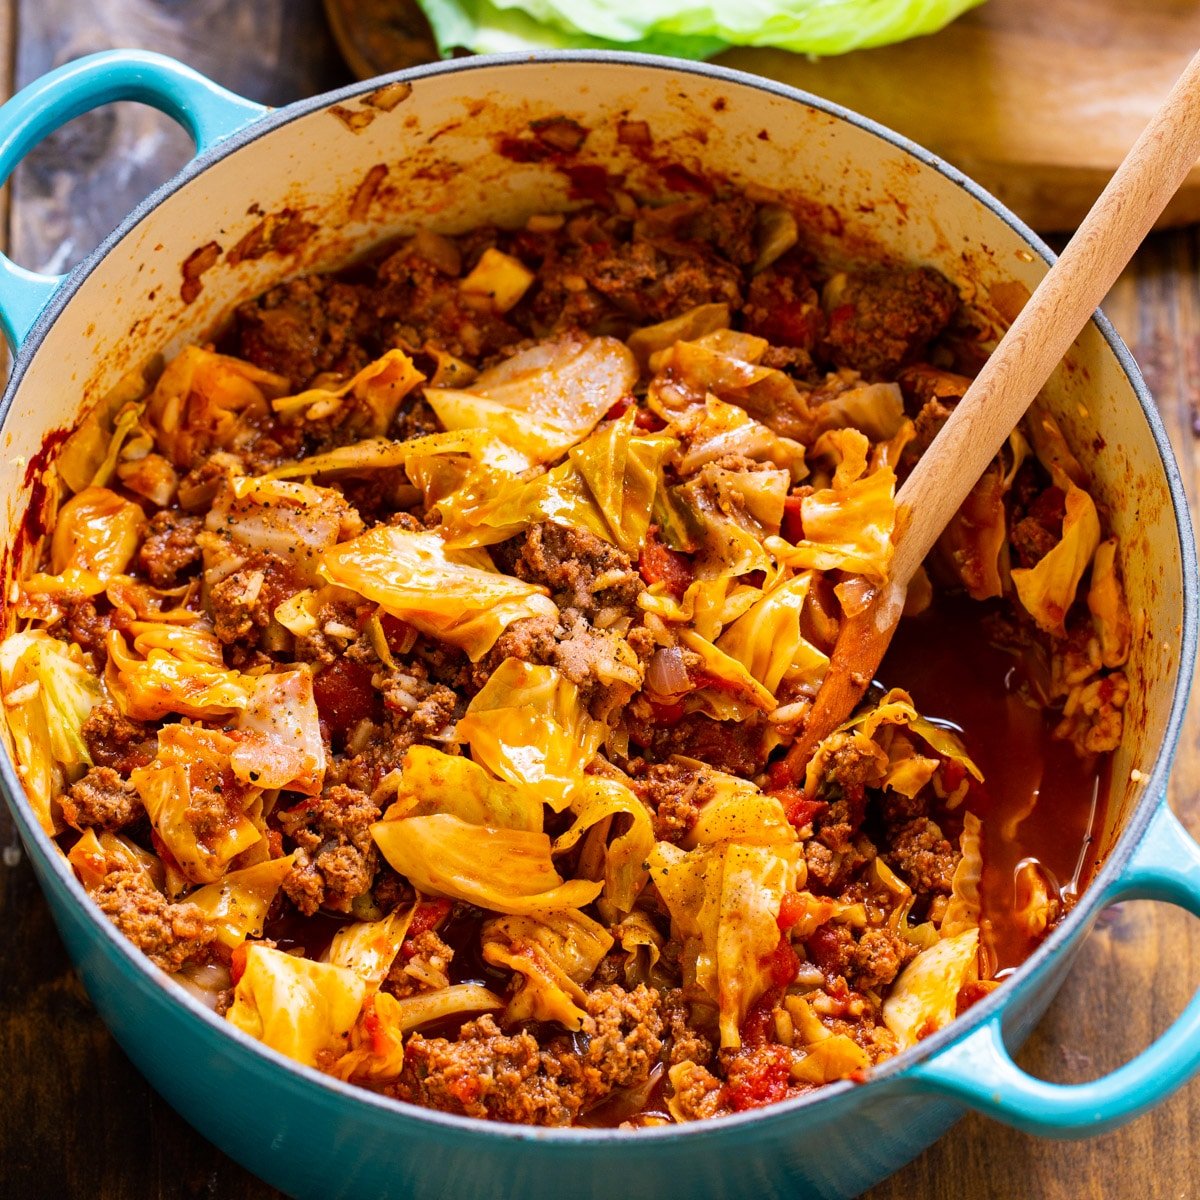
<box><xmin>0</xmin><ymin>49</ymin><xmax>1197</xmax><ymax>1200</ymax></box>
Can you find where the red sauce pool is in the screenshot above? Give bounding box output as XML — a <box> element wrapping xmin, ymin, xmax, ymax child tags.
<box><xmin>881</xmin><ymin>592</ymin><xmax>1109</xmax><ymax>973</ymax></box>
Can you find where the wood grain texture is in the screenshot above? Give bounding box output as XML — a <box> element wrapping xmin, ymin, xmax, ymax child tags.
<box><xmin>719</xmin><ymin>0</ymin><xmax>1200</xmax><ymax>233</ymax></box>
<box><xmin>1</xmin><ymin>3</ymin><xmax>1199</xmax><ymax>1199</ymax></box>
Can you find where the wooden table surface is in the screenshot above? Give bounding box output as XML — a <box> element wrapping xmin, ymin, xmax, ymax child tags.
<box><xmin>0</xmin><ymin>3</ymin><xmax>1197</xmax><ymax>1198</ymax></box>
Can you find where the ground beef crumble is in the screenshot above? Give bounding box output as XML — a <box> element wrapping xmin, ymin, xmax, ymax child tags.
<box><xmin>278</xmin><ymin>785</ymin><xmax>381</xmax><ymax>914</ymax></box>
<box><xmin>396</xmin><ymin>984</ymin><xmax>663</xmax><ymax>1125</ymax></box>
<box><xmin>92</xmin><ymin>867</ymin><xmax>215</xmax><ymax>973</ymax></box>
<box><xmin>62</xmin><ymin>766</ymin><xmax>142</xmax><ymax>831</ymax></box>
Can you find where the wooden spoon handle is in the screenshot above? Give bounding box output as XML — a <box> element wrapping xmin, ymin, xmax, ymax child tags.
<box><xmin>890</xmin><ymin>45</ymin><xmax>1200</xmax><ymax>590</ymax></box>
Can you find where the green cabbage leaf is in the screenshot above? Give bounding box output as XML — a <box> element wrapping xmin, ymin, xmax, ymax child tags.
<box><xmin>418</xmin><ymin>0</ymin><xmax>981</xmax><ymax>58</ymax></box>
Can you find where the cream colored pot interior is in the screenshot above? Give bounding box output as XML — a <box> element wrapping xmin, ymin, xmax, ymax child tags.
<box><xmin>1</xmin><ymin>59</ymin><xmax>1180</xmax><ymax>862</ymax></box>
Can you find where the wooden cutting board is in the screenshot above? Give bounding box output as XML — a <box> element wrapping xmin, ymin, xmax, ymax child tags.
<box><xmin>719</xmin><ymin>0</ymin><xmax>1200</xmax><ymax>232</ymax></box>
<box><xmin>327</xmin><ymin>0</ymin><xmax>1200</xmax><ymax>233</ymax></box>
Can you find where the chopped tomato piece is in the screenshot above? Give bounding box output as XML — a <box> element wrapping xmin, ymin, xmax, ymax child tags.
<box><xmin>633</xmin><ymin>407</ymin><xmax>667</xmax><ymax>432</ymax></box>
<box><xmin>603</xmin><ymin>394</ymin><xmax>635</xmax><ymax>421</ymax></box>
<box><xmin>770</xmin><ymin>783</ymin><xmax>828</xmax><ymax>832</ymax></box>
<box><xmin>777</xmin><ymin>891</ymin><xmax>806</xmax><ymax>932</ymax></box>
<box><xmin>312</xmin><ymin>658</ymin><xmax>378</xmax><ymax>738</ymax></box>
<box><xmin>768</xmin><ymin>937</ymin><xmax>800</xmax><ymax>988</ymax></box>
<box><xmin>648</xmin><ymin>700</ymin><xmax>686</xmax><ymax>726</ymax></box>
<box><xmin>401</xmin><ymin>897</ymin><xmax>452</xmax><ymax>958</ymax></box>
<box><xmin>638</xmin><ymin>525</ymin><xmax>693</xmax><ymax>600</ymax></box>
<box><xmin>782</xmin><ymin>495</ymin><xmax>805</xmax><ymax>543</ymax></box>
<box><xmin>230</xmin><ymin>942</ymin><xmax>250</xmax><ymax>986</ymax></box>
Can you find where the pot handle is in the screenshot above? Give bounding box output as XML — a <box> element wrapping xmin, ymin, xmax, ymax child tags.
<box><xmin>0</xmin><ymin>49</ymin><xmax>267</xmax><ymax>350</ymax></box>
<box><xmin>908</xmin><ymin>802</ymin><xmax>1200</xmax><ymax>1136</ymax></box>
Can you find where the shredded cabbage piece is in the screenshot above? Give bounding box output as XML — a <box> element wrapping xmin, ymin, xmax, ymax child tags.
<box><xmin>937</xmin><ymin>467</ymin><xmax>1007</xmax><ymax>601</ymax></box>
<box><xmin>715</xmin><ymin>572</ymin><xmax>829</xmax><ymax>696</ymax></box>
<box><xmin>683</xmin><ymin>768</ymin><xmax>796</xmax><ymax>849</ymax></box>
<box><xmin>271</xmin><ymin>348</ymin><xmax>425</xmax><ymax>436</ymax></box>
<box><xmin>482</xmin><ymin>909</ymin><xmax>614</xmax><ymax>1029</ymax></box>
<box><xmin>648</xmin><ymin>839</ymin><xmax>800</xmax><ymax>1048</ymax></box>
<box><xmin>382</xmin><ymin>744</ymin><xmax>544</xmax><ymax>832</ymax></box>
<box><xmin>226</xmin><ymin>943</ymin><xmax>367</xmax><ymax>1067</ymax></box>
<box><xmin>673</xmin><ymin>395</ymin><xmax>806</xmax><ymax>482</ymax></box>
<box><xmin>0</xmin><ymin>630</ymin><xmax>103</xmax><ymax>833</ymax></box>
<box><xmin>320</xmin><ymin>526</ymin><xmax>557</xmax><ymax>660</ymax></box>
<box><xmin>457</xmin><ymin>659</ymin><xmax>606</xmax><ymax>809</ymax></box>
<box><xmin>231</xmin><ymin>668</ymin><xmax>327</xmax><ymax>795</ymax></box>
<box><xmin>806</xmin><ymin>688</ymin><xmax>982</xmax><ymax>797</ymax></box>
<box><xmin>372</xmin><ymin>814</ymin><xmax>603</xmax><ymax>914</ymax></box>
<box><xmin>882</xmin><ymin>928</ymin><xmax>980</xmax><ymax>1050</ymax></box>
<box><xmin>627</xmin><ymin>303</ymin><xmax>730</xmax><ymax>369</ymax></box>
<box><xmin>1011</xmin><ymin>472</ymin><xmax>1101</xmax><ymax>636</ymax></box>
<box><xmin>206</xmin><ymin>475</ymin><xmax>364</xmax><ymax>583</ymax></box>
<box><xmin>147</xmin><ymin>346</ymin><xmax>289</xmax><ymax>466</ymax></box>
<box><xmin>426</xmin><ymin>336</ymin><xmax>637</xmax><ymax>463</ymax></box>
<box><xmin>45</xmin><ymin>486</ymin><xmax>146</xmax><ymax>592</ymax></box>
<box><xmin>569</xmin><ymin>409</ymin><xmax>676</xmax><ymax>554</ymax></box>
<box><xmin>769</xmin><ymin>457</ymin><xmax>896</xmax><ymax>583</ymax></box>
<box><xmin>553</xmin><ymin>776</ymin><xmax>655</xmax><ymax>913</ymax></box>
<box><xmin>443</xmin><ymin>458</ymin><xmax>613</xmax><ymax>549</ymax></box>
<box><xmin>68</xmin><ymin>827</ymin><xmax>163</xmax><ymax>890</ymax></box>
<box><xmin>132</xmin><ymin>724</ymin><xmax>263</xmax><ymax>885</ymax></box>
<box><xmin>942</xmin><ymin>811</ymin><xmax>983</xmax><ymax>937</ymax></box>
<box><xmin>1087</xmin><ymin>537</ymin><xmax>1132</xmax><ymax>668</ymax></box>
<box><xmin>327</xmin><ymin>907</ymin><xmax>415</xmax><ymax>989</ymax></box>
<box><xmin>187</xmin><ymin>855</ymin><xmax>295</xmax><ymax>948</ymax></box>
<box><xmin>105</xmin><ymin>623</ymin><xmax>248</xmax><ymax>721</ymax></box>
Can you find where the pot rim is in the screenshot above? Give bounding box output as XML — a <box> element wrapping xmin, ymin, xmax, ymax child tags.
<box><xmin>1</xmin><ymin>48</ymin><xmax>1195</xmax><ymax>1145</ymax></box>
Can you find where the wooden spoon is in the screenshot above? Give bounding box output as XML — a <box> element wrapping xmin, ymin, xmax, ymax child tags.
<box><xmin>782</xmin><ymin>45</ymin><xmax>1200</xmax><ymax>781</ymax></box>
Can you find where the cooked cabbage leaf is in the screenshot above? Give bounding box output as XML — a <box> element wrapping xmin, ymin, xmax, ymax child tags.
<box><xmin>769</xmin><ymin>462</ymin><xmax>896</xmax><ymax>583</ymax></box>
<box><xmin>569</xmin><ymin>409</ymin><xmax>676</xmax><ymax>554</ymax></box>
<box><xmin>382</xmin><ymin>744</ymin><xmax>544</xmax><ymax>832</ymax></box>
<box><xmin>1011</xmin><ymin>473</ymin><xmax>1101</xmax><ymax>637</ymax></box>
<box><xmin>882</xmin><ymin>928</ymin><xmax>980</xmax><ymax>1050</ymax></box>
<box><xmin>68</xmin><ymin>827</ymin><xmax>163</xmax><ymax>891</ymax></box>
<box><xmin>805</xmin><ymin>687</ymin><xmax>982</xmax><ymax>797</ymax></box>
<box><xmin>425</xmin><ymin>336</ymin><xmax>637</xmax><ymax>463</ymax></box>
<box><xmin>941</xmin><ymin>811</ymin><xmax>982</xmax><ymax>937</ymax></box>
<box><xmin>319</xmin><ymin>526</ymin><xmax>557</xmax><ymax>660</ymax></box>
<box><xmin>937</xmin><ymin>467</ymin><xmax>1007</xmax><ymax>601</ymax></box>
<box><xmin>226</xmin><ymin>943</ymin><xmax>367</xmax><ymax>1067</ymax></box>
<box><xmin>231</xmin><ymin>668</ymin><xmax>327</xmax><ymax>795</ymax></box>
<box><xmin>47</xmin><ymin>486</ymin><xmax>146</xmax><ymax>592</ymax></box>
<box><xmin>327</xmin><ymin>908</ymin><xmax>415</xmax><ymax>990</ymax></box>
<box><xmin>132</xmin><ymin>724</ymin><xmax>263</xmax><ymax>885</ymax></box>
<box><xmin>674</xmin><ymin>395</ymin><xmax>806</xmax><ymax>482</ymax></box>
<box><xmin>1087</xmin><ymin>538</ymin><xmax>1132</xmax><ymax>668</ymax></box>
<box><xmin>627</xmin><ymin>303</ymin><xmax>730</xmax><ymax>369</ymax></box>
<box><xmin>444</xmin><ymin>458</ymin><xmax>613</xmax><ymax>549</ymax></box>
<box><xmin>716</xmin><ymin>572</ymin><xmax>829</xmax><ymax>695</ymax></box>
<box><xmin>147</xmin><ymin>346</ymin><xmax>289</xmax><ymax>467</ymax></box>
<box><xmin>206</xmin><ymin>475</ymin><xmax>364</xmax><ymax>583</ymax></box>
<box><xmin>272</xmin><ymin>348</ymin><xmax>425</xmax><ymax>437</ymax></box>
<box><xmin>457</xmin><ymin>658</ymin><xmax>606</xmax><ymax>809</ymax></box>
<box><xmin>105</xmin><ymin>623</ymin><xmax>248</xmax><ymax>721</ymax></box>
<box><xmin>553</xmin><ymin>776</ymin><xmax>655</xmax><ymax>914</ymax></box>
<box><xmin>648</xmin><ymin>840</ymin><xmax>800</xmax><ymax>1048</ymax></box>
<box><xmin>372</xmin><ymin>813</ymin><xmax>603</xmax><ymax>914</ymax></box>
<box><xmin>684</xmin><ymin>768</ymin><xmax>796</xmax><ymax>849</ymax></box>
<box><xmin>482</xmin><ymin>909</ymin><xmax>613</xmax><ymax>1030</ymax></box>
<box><xmin>186</xmin><ymin>855</ymin><xmax>295</xmax><ymax>948</ymax></box>
<box><xmin>0</xmin><ymin>630</ymin><xmax>103</xmax><ymax>833</ymax></box>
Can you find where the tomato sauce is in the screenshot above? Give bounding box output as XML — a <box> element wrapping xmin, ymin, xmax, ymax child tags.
<box><xmin>881</xmin><ymin>591</ymin><xmax>1109</xmax><ymax>973</ymax></box>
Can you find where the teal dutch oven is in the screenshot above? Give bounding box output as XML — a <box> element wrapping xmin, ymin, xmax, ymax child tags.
<box><xmin>0</xmin><ymin>49</ymin><xmax>1197</xmax><ymax>1200</ymax></box>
